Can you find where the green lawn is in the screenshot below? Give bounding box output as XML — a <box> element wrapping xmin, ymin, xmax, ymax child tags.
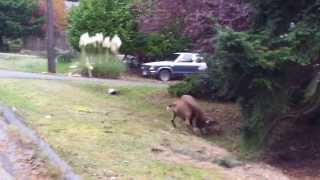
<box><xmin>0</xmin><ymin>80</ymin><xmax>229</xmax><ymax>179</ymax></box>
<box><xmin>0</xmin><ymin>53</ymin><xmax>72</xmax><ymax>73</ymax></box>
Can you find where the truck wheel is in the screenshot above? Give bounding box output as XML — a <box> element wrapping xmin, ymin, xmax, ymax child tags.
<box><xmin>159</xmin><ymin>69</ymin><xmax>171</xmax><ymax>81</ymax></box>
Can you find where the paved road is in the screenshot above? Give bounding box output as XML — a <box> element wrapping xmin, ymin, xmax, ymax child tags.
<box><xmin>0</xmin><ymin>70</ymin><xmax>168</xmax><ymax>87</ymax></box>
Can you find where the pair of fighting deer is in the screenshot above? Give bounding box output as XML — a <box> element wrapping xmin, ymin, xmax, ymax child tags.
<box><xmin>166</xmin><ymin>95</ymin><xmax>217</xmax><ymax>135</ymax></box>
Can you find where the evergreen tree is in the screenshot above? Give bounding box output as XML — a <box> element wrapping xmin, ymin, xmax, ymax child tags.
<box><xmin>0</xmin><ymin>0</ymin><xmax>43</xmax><ymax>49</ymax></box>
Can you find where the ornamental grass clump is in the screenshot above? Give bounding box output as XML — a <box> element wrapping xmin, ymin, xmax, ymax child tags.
<box><xmin>75</xmin><ymin>32</ymin><xmax>126</xmax><ymax>78</ymax></box>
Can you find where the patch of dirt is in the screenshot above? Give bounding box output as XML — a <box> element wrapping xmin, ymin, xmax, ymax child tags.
<box><xmin>147</xmin><ymin>92</ymin><xmax>320</xmax><ymax>179</ymax></box>
<box><xmin>147</xmin><ymin>92</ymin><xmax>242</xmax><ymax>140</ymax></box>
<box><xmin>0</xmin><ymin>118</ymin><xmax>59</xmax><ymax>179</ymax></box>
<box><xmin>264</xmin><ymin>122</ymin><xmax>320</xmax><ymax>180</ymax></box>
<box><xmin>201</xmin><ymin>101</ymin><xmax>242</xmax><ymax>135</ymax></box>
<box><xmin>148</xmin><ymin>92</ymin><xmax>320</xmax><ymax>179</ymax></box>
<box><xmin>151</xmin><ymin>138</ymin><xmax>290</xmax><ymax>180</ymax></box>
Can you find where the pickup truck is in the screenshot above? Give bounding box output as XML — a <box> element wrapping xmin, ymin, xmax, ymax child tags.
<box><xmin>141</xmin><ymin>52</ymin><xmax>207</xmax><ymax>81</ymax></box>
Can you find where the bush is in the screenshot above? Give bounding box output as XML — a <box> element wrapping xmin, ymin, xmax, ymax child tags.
<box><xmin>8</xmin><ymin>39</ymin><xmax>23</xmax><ymax>52</ymax></box>
<box><xmin>91</xmin><ymin>56</ymin><xmax>127</xmax><ymax>78</ymax></box>
<box><xmin>142</xmin><ymin>32</ymin><xmax>191</xmax><ymax>61</ymax></box>
<box><xmin>56</xmin><ymin>52</ymin><xmax>78</xmax><ymax>63</ymax></box>
<box><xmin>78</xmin><ymin>55</ymin><xmax>127</xmax><ymax>79</ymax></box>
<box><xmin>67</xmin><ymin>0</ymin><xmax>136</xmax><ymax>53</ymax></box>
<box><xmin>168</xmin><ymin>74</ymin><xmax>210</xmax><ymax>97</ymax></box>
<box><xmin>76</xmin><ymin>33</ymin><xmax>127</xmax><ymax>79</ymax></box>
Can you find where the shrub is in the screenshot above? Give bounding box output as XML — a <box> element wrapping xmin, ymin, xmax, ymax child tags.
<box><xmin>56</xmin><ymin>52</ymin><xmax>78</xmax><ymax>63</ymax></box>
<box><xmin>91</xmin><ymin>55</ymin><xmax>126</xmax><ymax>78</ymax></box>
<box><xmin>76</xmin><ymin>32</ymin><xmax>126</xmax><ymax>79</ymax></box>
<box><xmin>67</xmin><ymin>0</ymin><xmax>136</xmax><ymax>54</ymax></box>
<box><xmin>168</xmin><ymin>74</ymin><xmax>210</xmax><ymax>98</ymax></box>
<box><xmin>8</xmin><ymin>39</ymin><xmax>23</xmax><ymax>52</ymax></box>
<box><xmin>142</xmin><ymin>32</ymin><xmax>191</xmax><ymax>61</ymax></box>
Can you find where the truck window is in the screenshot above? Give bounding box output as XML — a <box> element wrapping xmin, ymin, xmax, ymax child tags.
<box><xmin>178</xmin><ymin>53</ymin><xmax>193</xmax><ymax>63</ymax></box>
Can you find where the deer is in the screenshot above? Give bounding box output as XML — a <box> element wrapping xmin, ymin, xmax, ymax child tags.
<box><xmin>166</xmin><ymin>95</ymin><xmax>216</xmax><ymax>134</ymax></box>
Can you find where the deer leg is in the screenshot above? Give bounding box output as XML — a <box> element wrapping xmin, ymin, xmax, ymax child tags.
<box><xmin>199</xmin><ymin>127</ymin><xmax>208</xmax><ymax>135</ymax></box>
<box><xmin>191</xmin><ymin>117</ymin><xmax>197</xmax><ymax>129</ymax></box>
<box><xmin>191</xmin><ymin>118</ymin><xmax>199</xmax><ymax>133</ymax></box>
<box><xmin>171</xmin><ymin>113</ymin><xmax>177</xmax><ymax>128</ymax></box>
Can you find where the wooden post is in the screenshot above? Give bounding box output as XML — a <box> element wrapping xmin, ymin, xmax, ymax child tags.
<box><xmin>47</xmin><ymin>0</ymin><xmax>56</xmax><ymax>73</ymax></box>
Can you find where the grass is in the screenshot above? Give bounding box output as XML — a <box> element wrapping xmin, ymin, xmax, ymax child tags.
<box><xmin>0</xmin><ymin>53</ymin><xmax>72</xmax><ymax>74</ymax></box>
<box><xmin>0</xmin><ymin>79</ymin><xmax>229</xmax><ymax>179</ymax></box>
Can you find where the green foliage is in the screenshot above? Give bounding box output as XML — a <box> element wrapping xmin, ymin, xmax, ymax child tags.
<box><xmin>7</xmin><ymin>39</ymin><xmax>23</xmax><ymax>52</ymax></box>
<box><xmin>132</xmin><ymin>31</ymin><xmax>191</xmax><ymax>61</ymax></box>
<box><xmin>205</xmin><ymin>27</ymin><xmax>319</xmax><ymax>148</ymax></box>
<box><xmin>56</xmin><ymin>52</ymin><xmax>78</xmax><ymax>63</ymax></box>
<box><xmin>78</xmin><ymin>52</ymin><xmax>127</xmax><ymax>79</ymax></box>
<box><xmin>91</xmin><ymin>56</ymin><xmax>127</xmax><ymax>78</ymax></box>
<box><xmin>204</xmin><ymin>19</ymin><xmax>320</xmax><ymax>100</ymax></box>
<box><xmin>67</xmin><ymin>0</ymin><xmax>191</xmax><ymax>61</ymax></box>
<box><xmin>209</xmin><ymin>0</ymin><xmax>320</xmax><ymax>148</ymax></box>
<box><xmin>168</xmin><ymin>75</ymin><xmax>210</xmax><ymax>97</ymax></box>
<box><xmin>0</xmin><ymin>0</ymin><xmax>43</xmax><ymax>49</ymax></box>
<box><xmin>67</xmin><ymin>0</ymin><xmax>137</xmax><ymax>53</ymax></box>
<box><xmin>250</xmin><ymin>0</ymin><xmax>313</xmax><ymax>35</ymax></box>
<box><xmin>204</xmin><ymin>29</ymin><xmax>287</xmax><ymax>101</ymax></box>
<box><xmin>239</xmin><ymin>89</ymin><xmax>290</xmax><ymax>149</ymax></box>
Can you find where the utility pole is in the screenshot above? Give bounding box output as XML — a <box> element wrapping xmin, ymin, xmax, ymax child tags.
<box><xmin>47</xmin><ymin>0</ymin><xmax>56</xmax><ymax>73</ymax></box>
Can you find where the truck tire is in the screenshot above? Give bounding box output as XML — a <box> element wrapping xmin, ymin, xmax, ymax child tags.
<box><xmin>159</xmin><ymin>69</ymin><xmax>171</xmax><ymax>81</ymax></box>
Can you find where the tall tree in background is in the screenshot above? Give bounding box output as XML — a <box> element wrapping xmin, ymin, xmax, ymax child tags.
<box><xmin>0</xmin><ymin>0</ymin><xmax>43</xmax><ymax>50</ymax></box>
<box><xmin>136</xmin><ymin>0</ymin><xmax>252</xmax><ymax>52</ymax></box>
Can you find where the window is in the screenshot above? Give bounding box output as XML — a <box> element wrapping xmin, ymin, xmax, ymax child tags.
<box><xmin>178</xmin><ymin>54</ymin><xmax>193</xmax><ymax>63</ymax></box>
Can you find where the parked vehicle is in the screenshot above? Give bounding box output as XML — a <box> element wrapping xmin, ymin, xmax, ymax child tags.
<box><xmin>117</xmin><ymin>54</ymin><xmax>140</xmax><ymax>69</ymax></box>
<box><xmin>141</xmin><ymin>52</ymin><xmax>207</xmax><ymax>81</ymax></box>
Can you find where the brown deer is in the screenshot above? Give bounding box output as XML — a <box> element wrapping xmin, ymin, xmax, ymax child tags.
<box><xmin>167</xmin><ymin>95</ymin><xmax>216</xmax><ymax>134</ymax></box>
